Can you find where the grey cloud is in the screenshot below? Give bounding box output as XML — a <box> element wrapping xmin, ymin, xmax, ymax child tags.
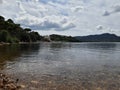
<box><xmin>72</xmin><ymin>6</ymin><xmax>84</xmax><ymax>12</ymax></box>
<box><xmin>113</xmin><ymin>5</ymin><xmax>120</xmax><ymax>13</ymax></box>
<box><xmin>34</xmin><ymin>20</ymin><xmax>61</xmax><ymax>30</ymax></box>
<box><xmin>96</xmin><ymin>25</ymin><xmax>103</xmax><ymax>30</ymax></box>
<box><xmin>62</xmin><ymin>23</ymin><xmax>76</xmax><ymax>30</ymax></box>
<box><xmin>0</xmin><ymin>0</ymin><xmax>3</xmax><ymax>4</ymax></box>
<box><xmin>17</xmin><ymin>16</ymin><xmax>75</xmax><ymax>31</ymax></box>
<box><xmin>103</xmin><ymin>11</ymin><xmax>110</xmax><ymax>16</ymax></box>
<box><xmin>30</xmin><ymin>20</ymin><xmax>75</xmax><ymax>31</ymax></box>
<box><xmin>103</xmin><ymin>5</ymin><xmax>120</xmax><ymax>16</ymax></box>
<box><xmin>19</xmin><ymin>20</ymin><xmax>60</xmax><ymax>30</ymax></box>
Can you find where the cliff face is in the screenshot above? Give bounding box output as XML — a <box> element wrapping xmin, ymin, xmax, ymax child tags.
<box><xmin>75</xmin><ymin>33</ymin><xmax>120</xmax><ymax>42</ymax></box>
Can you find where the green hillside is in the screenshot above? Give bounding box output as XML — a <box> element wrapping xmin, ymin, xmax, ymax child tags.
<box><xmin>0</xmin><ymin>16</ymin><xmax>43</xmax><ymax>43</ymax></box>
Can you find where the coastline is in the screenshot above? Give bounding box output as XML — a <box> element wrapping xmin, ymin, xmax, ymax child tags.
<box><xmin>0</xmin><ymin>42</ymin><xmax>41</xmax><ymax>46</ymax></box>
<box><xmin>0</xmin><ymin>42</ymin><xmax>10</xmax><ymax>46</ymax></box>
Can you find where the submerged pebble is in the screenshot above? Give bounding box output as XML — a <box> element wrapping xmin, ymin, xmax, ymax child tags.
<box><xmin>31</xmin><ymin>80</ymin><xmax>39</xmax><ymax>84</ymax></box>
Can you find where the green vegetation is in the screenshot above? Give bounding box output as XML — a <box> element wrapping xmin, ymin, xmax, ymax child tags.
<box><xmin>0</xmin><ymin>15</ymin><xmax>43</xmax><ymax>43</ymax></box>
<box><xmin>50</xmin><ymin>34</ymin><xmax>79</xmax><ymax>42</ymax></box>
<box><xmin>0</xmin><ymin>15</ymin><xmax>79</xmax><ymax>43</ymax></box>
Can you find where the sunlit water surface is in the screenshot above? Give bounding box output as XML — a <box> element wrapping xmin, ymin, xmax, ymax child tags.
<box><xmin>0</xmin><ymin>42</ymin><xmax>120</xmax><ymax>90</ymax></box>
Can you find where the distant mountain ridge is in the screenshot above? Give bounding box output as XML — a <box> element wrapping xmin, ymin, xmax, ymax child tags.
<box><xmin>75</xmin><ymin>33</ymin><xmax>120</xmax><ymax>42</ymax></box>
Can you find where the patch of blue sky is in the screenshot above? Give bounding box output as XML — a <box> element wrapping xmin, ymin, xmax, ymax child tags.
<box><xmin>40</xmin><ymin>0</ymin><xmax>67</xmax><ymax>5</ymax></box>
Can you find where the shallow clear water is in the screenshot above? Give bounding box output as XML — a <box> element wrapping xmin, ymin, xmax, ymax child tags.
<box><xmin>0</xmin><ymin>42</ymin><xmax>120</xmax><ymax>90</ymax></box>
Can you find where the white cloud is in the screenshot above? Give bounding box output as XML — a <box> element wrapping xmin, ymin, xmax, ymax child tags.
<box><xmin>15</xmin><ymin>14</ymin><xmax>75</xmax><ymax>31</ymax></box>
<box><xmin>0</xmin><ymin>0</ymin><xmax>120</xmax><ymax>36</ymax></box>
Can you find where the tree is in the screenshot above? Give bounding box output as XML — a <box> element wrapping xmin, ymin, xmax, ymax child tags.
<box><xmin>0</xmin><ymin>15</ymin><xmax>42</xmax><ymax>43</ymax></box>
<box><xmin>24</xmin><ymin>28</ymin><xmax>31</xmax><ymax>33</ymax></box>
<box><xmin>7</xmin><ymin>19</ymin><xmax>14</xmax><ymax>23</ymax></box>
<box><xmin>0</xmin><ymin>30</ymin><xmax>10</xmax><ymax>42</ymax></box>
<box><xmin>0</xmin><ymin>16</ymin><xmax>5</xmax><ymax>21</ymax></box>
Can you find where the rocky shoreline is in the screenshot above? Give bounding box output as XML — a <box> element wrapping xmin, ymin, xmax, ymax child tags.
<box><xmin>0</xmin><ymin>73</ymin><xmax>25</xmax><ymax>90</ymax></box>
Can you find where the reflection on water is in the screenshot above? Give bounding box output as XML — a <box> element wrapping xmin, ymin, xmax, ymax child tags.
<box><xmin>0</xmin><ymin>44</ymin><xmax>40</xmax><ymax>70</ymax></box>
<box><xmin>0</xmin><ymin>45</ymin><xmax>20</xmax><ymax>70</ymax></box>
<box><xmin>0</xmin><ymin>42</ymin><xmax>120</xmax><ymax>90</ymax></box>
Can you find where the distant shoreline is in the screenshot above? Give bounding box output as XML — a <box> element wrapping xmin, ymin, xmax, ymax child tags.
<box><xmin>0</xmin><ymin>42</ymin><xmax>40</xmax><ymax>46</ymax></box>
<box><xmin>0</xmin><ymin>42</ymin><xmax>10</xmax><ymax>46</ymax></box>
<box><xmin>1</xmin><ymin>41</ymin><xmax>120</xmax><ymax>47</ymax></box>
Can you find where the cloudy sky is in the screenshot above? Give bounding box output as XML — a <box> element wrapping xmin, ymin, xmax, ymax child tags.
<box><xmin>0</xmin><ymin>0</ymin><xmax>120</xmax><ymax>36</ymax></box>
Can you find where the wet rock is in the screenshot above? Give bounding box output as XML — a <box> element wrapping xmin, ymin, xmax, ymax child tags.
<box><xmin>5</xmin><ymin>83</ymin><xmax>17</xmax><ymax>90</ymax></box>
<box><xmin>19</xmin><ymin>84</ymin><xmax>26</xmax><ymax>88</ymax></box>
<box><xmin>0</xmin><ymin>82</ymin><xmax>3</xmax><ymax>88</ymax></box>
<box><xmin>48</xmin><ymin>81</ymin><xmax>52</xmax><ymax>84</ymax></box>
